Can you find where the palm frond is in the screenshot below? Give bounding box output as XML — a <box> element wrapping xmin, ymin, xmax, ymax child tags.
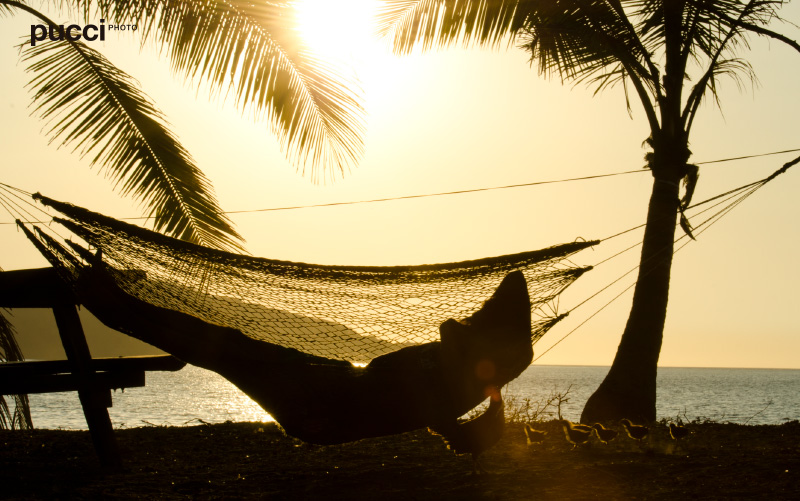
<box><xmin>22</xmin><ymin>37</ymin><xmax>244</xmax><ymax>251</ymax></box>
<box><xmin>377</xmin><ymin>1</ymin><xmax>661</xmax><ymax>129</ymax></box>
<box><xmin>0</xmin><ymin>307</ymin><xmax>32</xmax><ymax>430</ymax></box>
<box><xmin>378</xmin><ymin>1</ymin><xmax>656</xmax><ymax>87</ymax></box>
<box><xmin>706</xmin><ymin>57</ymin><xmax>757</xmax><ymax>104</ymax></box>
<box><xmin>518</xmin><ymin>2</ymin><xmax>640</xmax><ymax>81</ymax></box>
<box><xmin>516</xmin><ymin>0</ymin><xmax>661</xmax><ymax>133</ymax></box>
<box><xmin>634</xmin><ymin>0</ymin><xmax>782</xmax><ymax>59</ymax></box>
<box><xmin>375</xmin><ymin>0</ymin><xmax>523</xmax><ymax>53</ymax></box>
<box><xmin>81</xmin><ymin>0</ymin><xmax>366</xmax><ymax>181</ymax></box>
<box><xmin>695</xmin><ymin>0</ymin><xmax>800</xmax><ymax>54</ymax></box>
<box><xmin>679</xmin><ymin>0</ymin><xmax>776</xmax><ymax>132</ymax></box>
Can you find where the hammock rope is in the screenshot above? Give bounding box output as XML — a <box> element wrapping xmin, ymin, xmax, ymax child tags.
<box><xmin>1</xmin><ymin>151</ymin><xmax>795</xmax><ymax>444</ymax></box>
<box><xmin>533</xmin><ymin>154</ymin><xmax>798</xmax><ymax>361</ymax></box>
<box><xmin>2</xmin><ymin>151</ymin><xmax>796</xmax><ymax>364</ymax></box>
<box><xmin>14</xmin><ymin>194</ymin><xmax>596</xmax><ymax>363</ymax></box>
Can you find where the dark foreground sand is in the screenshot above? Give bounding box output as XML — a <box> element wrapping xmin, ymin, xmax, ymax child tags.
<box><xmin>1</xmin><ymin>420</ymin><xmax>798</xmax><ymax>499</ymax></box>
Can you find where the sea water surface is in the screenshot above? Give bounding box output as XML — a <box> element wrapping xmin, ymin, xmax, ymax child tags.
<box><xmin>23</xmin><ymin>364</ymin><xmax>800</xmax><ymax>430</ymax></box>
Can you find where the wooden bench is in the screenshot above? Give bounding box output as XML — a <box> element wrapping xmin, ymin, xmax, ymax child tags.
<box><xmin>0</xmin><ymin>267</ymin><xmax>186</xmax><ymax>470</ymax></box>
<box><xmin>0</xmin><ymin>355</ymin><xmax>185</xmax><ymax>396</ymax></box>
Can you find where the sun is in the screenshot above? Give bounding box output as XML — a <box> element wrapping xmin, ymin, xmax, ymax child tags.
<box><xmin>294</xmin><ymin>0</ymin><xmax>410</xmax><ymax>112</ymax></box>
<box><xmin>295</xmin><ymin>0</ymin><xmax>379</xmax><ymax>62</ymax></box>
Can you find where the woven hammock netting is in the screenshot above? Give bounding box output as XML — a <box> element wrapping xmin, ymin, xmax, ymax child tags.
<box><xmin>22</xmin><ymin>195</ymin><xmax>597</xmax><ymax>363</ymax></box>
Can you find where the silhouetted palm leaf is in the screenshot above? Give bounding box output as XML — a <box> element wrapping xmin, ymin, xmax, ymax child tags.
<box><xmin>516</xmin><ymin>1</ymin><xmax>655</xmax><ymax>89</ymax></box>
<box><xmin>677</xmin><ymin>0</ymin><xmax>779</xmax><ymax>132</ymax></box>
<box><xmin>0</xmin><ymin>307</ymin><xmax>32</xmax><ymax>430</ymax></box>
<box><xmin>22</xmin><ymin>37</ymin><xmax>244</xmax><ymax>251</ymax></box>
<box><xmin>378</xmin><ymin>0</ymin><xmax>795</xmax><ymax>134</ymax></box>
<box><xmin>377</xmin><ymin>0</ymin><xmax>660</xmax><ymax>129</ymax></box>
<box><xmin>376</xmin><ymin>0</ymin><xmax>523</xmax><ymax>53</ymax></box>
<box><xmin>5</xmin><ymin>0</ymin><xmax>369</xmax><ymax>250</ymax></box>
<box><xmin>78</xmin><ymin>0</ymin><xmax>366</xmax><ymax>181</ymax></box>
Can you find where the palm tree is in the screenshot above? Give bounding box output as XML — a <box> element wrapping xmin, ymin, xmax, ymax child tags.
<box><xmin>377</xmin><ymin>0</ymin><xmax>799</xmax><ymax>422</ymax></box>
<box><xmin>2</xmin><ymin>0</ymin><xmax>366</xmax><ymax>250</ymax></box>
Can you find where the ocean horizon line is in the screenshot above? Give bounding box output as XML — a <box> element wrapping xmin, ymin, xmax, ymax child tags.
<box><xmin>531</xmin><ymin>363</ymin><xmax>800</xmax><ymax>371</ymax></box>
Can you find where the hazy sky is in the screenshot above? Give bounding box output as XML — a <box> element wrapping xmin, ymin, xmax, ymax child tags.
<box><xmin>1</xmin><ymin>2</ymin><xmax>798</xmax><ymax>368</ymax></box>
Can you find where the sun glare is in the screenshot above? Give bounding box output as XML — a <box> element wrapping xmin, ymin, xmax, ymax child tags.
<box><xmin>295</xmin><ymin>0</ymin><xmax>411</xmax><ymax>114</ymax></box>
<box><xmin>296</xmin><ymin>0</ymin><xmax>378</xmax><ymax>62</ymax></box>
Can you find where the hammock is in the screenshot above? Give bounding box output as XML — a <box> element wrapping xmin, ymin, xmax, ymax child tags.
<box><xmin>18</xmin><ymin>194</ymin><xmax>597</xmax><ymax>443</ymax></box>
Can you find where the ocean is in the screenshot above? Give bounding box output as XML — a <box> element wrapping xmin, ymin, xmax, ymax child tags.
<box><xmin>21</xmin><ymin>364</ymin><xmax>800</xmax><ymax>430</ymax></box>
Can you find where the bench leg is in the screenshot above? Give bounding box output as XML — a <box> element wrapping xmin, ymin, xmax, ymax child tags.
<box><xmin>52</xmin><ymin>305</ymin><xmax>122</xmax><ymax>471</ymax></box>
<box><xmin>76</xmin><ymin>387</ymin><xmax>121</xmax><ymax>470</ymax></box>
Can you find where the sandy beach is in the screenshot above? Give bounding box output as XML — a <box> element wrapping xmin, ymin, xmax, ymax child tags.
<box><xmin>2</xmin><ymin>419</ymin><xmax>798</xmax><ymax>499</ymax></box>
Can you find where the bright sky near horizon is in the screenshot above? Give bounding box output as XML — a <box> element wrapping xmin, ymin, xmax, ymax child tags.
<box><xmin>1</xmin><ymin>2</ymin><xmax>798</xmax><ymax>369</ymax></box>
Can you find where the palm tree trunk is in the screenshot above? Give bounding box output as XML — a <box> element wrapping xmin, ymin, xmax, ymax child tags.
<box><xmin>581</xmin><ymin>171</ymin><xmax>680</xmax><ymax>423</ymax></box>
<box><xmin>580</xmin><ymin>1</ymin><xmax>691</xmax><ymax>424</ymax></box>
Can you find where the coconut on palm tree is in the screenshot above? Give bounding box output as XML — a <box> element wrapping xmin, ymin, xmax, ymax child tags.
<box><xmin>376</xmin><ymin>0</ymin><xmax>800</xmax><ymax>422</ymax></box>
